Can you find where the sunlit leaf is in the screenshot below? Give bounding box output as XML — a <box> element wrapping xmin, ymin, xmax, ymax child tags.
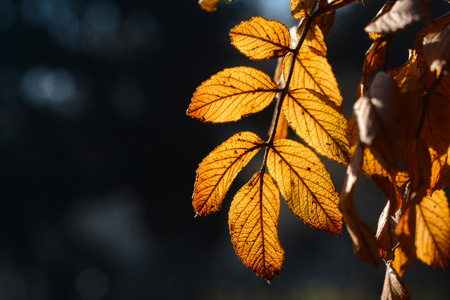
<box><xmin>199</xmin><ymin>0</ymin><xmax>232</xmax><ymax>12</ymax></box>
<box><xmin>267</xmin><ymin>139</ymin><xmax>342</xmax><ymax>235</ymax></box>
<box><xmin>366</xmin><ymin>0</ymin><xmax>396</xmax><ymax>40</ymax></box>
<box><xmin>376</xmin><ymin>201</ymin><xmax>400</xmax><ymax>262</ymax></box>
<box><xmin>315</xmin><ymin>2</ymin><xmax>336</xmax><ymax>38</ymax></box>
<box><xmin>230</xmin><ymin>17</ymin><xmax>291</xmax><ymax>60</ymax></box>
<box><xmin>365</xmin><ymin>0</ymin><xmax>432</xmax><ymax>35</ymax></box>
<box><xmin>302</xmin><ymin>20</ymin><xmax>327</xmax><ymax>56</ymax></box>
<box><xmin>283</xmin><ymin>88</ymin><xmax>350</xmax><ymax>164</ymax></box>
<box><xmin>284</xmin><ymin>47</ymin><xmax>343</xmax><ymax>106</ymax></box>
<box><xmin>381</xmin><ymin>265</ymin><xmax>412</xmax><ymax>300</ymax></box>
<box><xmin>423</xmin><ymin>25</ymin><xmax>450</xmax><ymax>75</ymax></box>
<box><xmin>192</xmin><ymin>132</ymin><xmax>264</xmax><ymax>216</ymax></box>
<box><xmin>187</xmin><ymin>67</ymin><xmax>278</xmax><ymax>123</ymax></box>
<box><xmin>416</xmin><ymin>190</ymin><xmax>450</xmax><ymax>269</ymax></box>
<box><xmin>393</xmin><ymin>205</ymin><xmax>416</xmax><ymax>277</ymax></box>
<box><xmin>273</xmin><ymin>112</ymin><xmax>289</xmax><ymax>141</ymax></box>
<box><xmin>290</xmin><ymin>0</ymin><xmax>316</xmax><ymax>19</ymax></box>
<box><xmin>229</xmin><ymin>172</ymin><xmax>285</xmax><ymax>281</ymax></box>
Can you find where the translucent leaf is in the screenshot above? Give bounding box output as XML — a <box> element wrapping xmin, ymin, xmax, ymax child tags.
<box><xmin>416</xmin><ymin>190</ymin><xmax>450</xmax><ymax>269</ymax></box>
<box><xmin>273</xmin><ymin>112</ymin><xmax>289</xmax><ymax>141</ymax></box>
<box><xmin>393</xmin><ymin>205</ymin><xmax>416</xmax><ymax>277</ymax></box>
<box><xmin>229</xmin><ymin>172</ymin><xmax>285</xmax><ymax>282</ymax></box>
<box><xmin>365</xmin><ymin>0</ymin><xmax>432</xmax><ymax>35</ymax></box>
<box><xmin>291</xmin><ymin>0</ymin><xmax>316</xmax><ymax>19</ymax></box>
<box><xmin>230</xmin><ymin>17</ymin><xmax>291</xmax><ymax>60</ymax></box>
<box><xmin>381</xmin><ymin>265</ymin><xmax>412</xmax><ymax>300</ymax></box>
<box><xmin>192</xmin><ymin>132</ymin><xmax>264</xmax><ymax>216</ymax></box>
<box><xmin>187</xmin><ymin>67</ymin><xmax>278</xmax><ymax>123</ymax></box>
<box><xmin>283</xmin><ymin>89</ymin><xmax>350</xmax><ymax>164</ymax></box>
<box><xmin>284</xmin><ymin>47</ymin><xmax>343</xmax><ymax>107</ymax></box>
<box><xmin>268</xmin><ymin>139</ymin><xmax>343</xmax><ymax>235</ymax></box>
<box><xmin>303</xmin><ymin>20</ymin><xmax>327</xmax><ymax>56</ymax></box>
<box><xmin>199</xmin><ymin>0</ymin><xmax>232</xmax><ymax>12</ymax></box>
<box><xmin>423</xmin><ymin>25</ymin><xmax>450</xmax><ymax>74</ymax></box>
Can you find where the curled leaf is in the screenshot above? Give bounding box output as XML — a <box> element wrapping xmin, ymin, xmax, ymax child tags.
<box><xmin>423</xmin><ymin>25</ymin><xmax>450</xmax><ymax>74</ymax></box>
<box><xmin>230</xmin><ymin>17</ymin><xmax>291</xmax><ymax>60</ymax></box>
<box><xmin>192</xmin><ymin>132</ymin><xmax>264</xmax><ymax>216</ymax></box>
<box><xmin>187</xmin><ymin>67</ymin><xmax>278</xmax><ymax>123</ymax></box>
<box><xmin>365</xmin><ymin>0</ymin><xmax>432</xmax><ymax>35</ymax></box>
<box><xmin>268</xmin><ymin>139</ymin><xmax>343</xmax><ymax>235</ymax></box>
<box><xmin>229</xmin><ymin>172</ymin><xmax>285</xmax><ymax>282</ymax></box>
<box><xmin>381</xmin><ymin>264</ymin><xmax>412</xmax><ymax>300</ymax></box>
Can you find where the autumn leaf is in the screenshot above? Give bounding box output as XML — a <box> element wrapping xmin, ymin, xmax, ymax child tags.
<box><xmin>229</xmin><ymin>172</ymin><xmax>285</xmax><ymax>282</ymax></box>
<box><xmin>381</xmin><ymin>264</ymin><xmax>412</xmax><ymax>300</ymax></box>
<box><xmin>416</xmin><ymin>190</ymin><xmax>450</xmax><ymax>269</ymax></box>
<box><xmin>230</xmin><ymin>17</ymin><xmax>291</xmax><ymax>61</ymax></box>
<box><xmin>284</xmin><ymin>46</ymin><xmax>343</xmax><ymax>107</ymax></box>
<box><xmin>290</xmin><ymin>0</ymin><xmax>317</xmax><ymax>19</ymax></box>
<box><xmin>376</xmin><ymin>201</ymin><xmax>400</xmax><ymax>263</ymax></box>
<box><xmin>199</xmin><ymin>0</ymin><xmax>232</xmax><ymax>12</ymax></box>
<box><xmin>267</xmin><ymin>138</ymin><xmax>343</xmax><ymax>235</ymax></box>
<box><xmin>192</xmin><ymin>132</ymin><xmax>264</xmax><ymax>216</ymax></box>
<box><xmin>357</xmin><ymin>38</ymin><xmax>387</xmax><ymax>99</ymax></box>
<box><xmin>187</xmin><ymin>67</ymin><xmax>278</xmax><ymax>123</ymax></box>
<box><xmin>282</xmin><ymin>88</ymin><xmax>350</xmax><ymax>164</ymax></box>
<box><xmin>423</xmin><ymin>25</ymin><xmax>450</xmax><ymax>75</ymax></box>
<box><xmin>365</xmin><ymin>0</ymin><xmax>432</xmax><ymax>35</ymax></box>
<box><xmin>303</xmin><ymin>20</ymin><xmax>327</xmax><ymax>56</ymax></box>
<box><xmin>393</xmin><ymin>205</ymin><xmax>416</xmax><ymax>277</ymax></box>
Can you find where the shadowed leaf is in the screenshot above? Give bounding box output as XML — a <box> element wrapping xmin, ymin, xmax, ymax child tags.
<box><xmin>268</xmin><ymin>139</ymin><xmax>343</xmax><ymax>235</ymax></box>
<box><xmin>188</xmin><ymin>67</ymin><xmax>278</xmax><ymax>123</ymax></box>
<box><xmin>230</xmin><ymin>17</ymin><xmax>291</xmax><ymax>60</ymax></box>
<box><xmin>376</xmin><ymin>201</ymin><xmax>400</xmax><ymax>262</ymax></box>
<box><xmin>229</xmin><ymin>172</ymin><xmax>285</xmax><ymax>282</ymax></box>
<box><xmin>192</xmin><ymin>132</ymin><xmax>264</xmax><ymax>216</ymax></box>
<box><xmin>381</xmin><ymin>265</ymin><xmax>412</xmax><ymax>300</ymax></box>
<box><xmin>423</xmin><ymin>25</ymin><xmax>450</xmax><ymax>75</ymax></box>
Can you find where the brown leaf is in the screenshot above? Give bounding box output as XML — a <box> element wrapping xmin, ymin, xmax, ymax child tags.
<box><xmin>290</xmin><ymin>0</ymin><xmax>316</xmax><ymax>19</ymax></box>
<box><xmin>403</xmin><ymin>138</ymin><xmax>431</xmax><ymax>203</ymax></box>
<box><xmin>381</xmin><ymin>264</ymin><xmax>412</xmax><ymax>300</ymax></box>
<box><xmin>284</xmin><ymin>47</ymin><xmax>343</xmax><ymax>107</ymax></box>
<box><xmin>340</xmin><ymin>142</ymin><xmax>381</xmax><ymax>268</ymax></box>
<box><xmin>199</xmin><ymin>0</ymin><xmax>232</xmax><ymax>12</ymax></box>
<box><xmin>392</xmin><ymin>205</ymin><xmax>416</xmax><ymax>277</ymax></box>
<box><xmin>267</xmin><ymin>139</ymin><xmax>343</xmax><ymax>235</ymax></box>
<box><xmin>365</xmin><ymin>0</ymin><xmax>433</xmax><ymax>35</ymax></box>
<box><xmin>354</xmin><ymin>71</ymin><xmax>411</xmax><ymax>173</ymax></box>
<box><xmin>357</xmin><ymin>38</ymin><xmax>387</xmax><ymax>99</ymax></box>
<box><xmin>229</xmin><ymin>172</ymin><xmax>285</xmax><ymax>282</ymax></box>
<box><xmin>187</xmin><ymin>67</ymin><xmax>278</xmax><ymax>123</ymax></box>
<box><xmin>283</xmin><ymin>88</ymin><xmax>350</xmax><ymax>164</ymax></box>
<box><xmin>376</xmin><ymin>201</ymin><xmax>400</xmax><ymax>263</ymax></box>
<box><xmin>230</xmin><ymin>17</ymin><xmax>291</xmax><ymax>61</ymax></box>
<box><xmin>416</xmin><ymin>190</ymin><xmax>450</xmax><ymax>269</ymax></box>
<box><xmin>192</xmin><ymin>132</ymin><xmax>264</xmax><ymax>216</ymax></box>
<box><xmin>423</xmin><ymin>25</ymin><xmax>450</xmax><ymax>75</ymax></box>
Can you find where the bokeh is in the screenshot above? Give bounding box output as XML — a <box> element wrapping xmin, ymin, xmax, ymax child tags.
<box><xmin>0</xmin><ymin>0</ymin><xmax>449</xmax><ymax>299</ymax></box>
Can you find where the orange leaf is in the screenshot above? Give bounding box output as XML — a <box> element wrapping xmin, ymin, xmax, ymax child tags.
<box><xmin>199</xmin><ymin>0</ymin><xmax>232</xmax><ymax>12</ymax></box>
<box><xmin>423</xmin><ymin>25</ymin><xmax>450</xmax><ymax>75</ymax></box>
<box><xmin>187</xmin><ymin>67</ymin><xmax>278</xmax><ymax>123</ymax></box>
<box><xmin>416</xmin><ymin>190</ymin><xmax>450</xmax><ymax>269</ymax></box>
<box><xmin>273</xmin><ymin>112</ymin><xmax>289</xmax><ymax>141</ymax></box>
<box><xmin>267</xmin><ymin>139</ymin><xmax>343</xmax><ymax>235</ymax></box>
<box><xmin>299</xmin><ymin>20</ymin><xmax>327</xmax><ymax>56</ymax></box>
<box><xmin>282</xmin><ymin>88</ymin><xmax>350</xmax><ymax>164</ymax></box>
<box><xmin>192</xmin><ymin>132</ymin><xmax>264</xmax><ymax>216</ymax></box>
<box><xmin>229</xmin><ymin>172</ymin><xmax>285</xmax><ymax>282</ymax></box>
<box><xmin>290</xmin><ymin>0</ymin><xmax>316</xmax><ymax>19</ymax></box>
<box><xmin>357</xmin><ymin>38</ymin><xmax>387</xmax><ymax>99</ymax></box>
<box><xmin>365</xmin><ymin>0</ymin><xmax>432</xmax><ymax>35</ymax></box>
<box><xmin>283</xmin><ymin>47</ymin><xmax>343</xmax><ymax>107</ymax></box>
<box><xmin>393</xmin><ymin>205</ymin><xmax>416</xmax><ymax>277</ymax></box>
<box><xmin>230</xmin><ymin>17</ymin><xmax>291</xmax><ymax>61</ymax></box>
<box><xmin>381</xmin><ymin>265</ymin><xmax>412</xmax><ymax>300</ymax></box>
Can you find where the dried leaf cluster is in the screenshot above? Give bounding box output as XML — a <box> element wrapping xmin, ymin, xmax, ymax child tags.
<box><xmin>188</xmin><ymin>0</ymin><xmax>450</xmax><ymax>298</ymax></box>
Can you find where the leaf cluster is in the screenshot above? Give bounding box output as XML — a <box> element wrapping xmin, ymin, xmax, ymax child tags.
<box><xmin>188</xmin><ymin>0</ymin><xmax>450</xmax><ymax>298</ymax></box>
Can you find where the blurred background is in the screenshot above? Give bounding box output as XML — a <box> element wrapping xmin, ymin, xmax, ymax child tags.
<box><xmin>0</xmin><ymin>0</ymin><xmax>449</xmax><ymax>299</ymax></box>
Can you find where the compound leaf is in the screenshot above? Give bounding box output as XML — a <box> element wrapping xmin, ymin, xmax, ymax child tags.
<box><xmin>230</xmin><ymin>17</ymin><xmax>291</xmax><ymax>60</ymax></box>
<box><xmin>193</xmin><ymin>131</ymin><xmax>264</xmax><ymax>216</ymax></box>
<box><xmin>229</xmin><ymin>172</ymin><xmax>285</xmax><ymax>282</ymax></box>
<box><xmin>188</xmin><ymin>67</ymin><xmax>278</xmax><ymax>123</ymax></box>
<box><xmin>268</xmin><ymin>139</ymin><xmax>343</xmax><ymax>235</ymax></box>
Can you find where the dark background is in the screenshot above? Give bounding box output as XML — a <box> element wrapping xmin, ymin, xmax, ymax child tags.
<box><xmin>0</xmin><ymin>0</ymin><xmax>449</xmax><ymax>299</ymax></box>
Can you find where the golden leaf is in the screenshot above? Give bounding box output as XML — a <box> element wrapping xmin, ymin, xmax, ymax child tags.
<box><xmin>393</xmin><ymin>205</ymin><xmax>416</xmax><ymax>277</ymax></box>
<box><xmin>303</xmin><ymin>20</ymin><xmax>327</xmax><ymax>56</ymax></box>
<box><xmin>273</xmin><ymin>112</ymin><xmax>289</xmax><ymax>141</ymax></box>
<box><xmin>381</xmin><ymin>265</ymin><xmax>412</xmax><ymax>300</ymax></box>
<box><xmin>268</xmin><ymin>139</ymin><xmax>343</xmax><ymax>235</ymax></box>
<box><xmin>282</xmin><ymin>88</ymin><xmax>350</xmax><ymax>164</ymax></box>
<box><xmin>290</xmin><ymin>0</ymin><xmax>316</xmax><ymax>19</ymax></box>
<box><xmin>192</xmin><ymin>132</ymin><xmax>264</xmax><ymax>216</ymax></box>
<box><xmin>199</xmin><ymin>0</ymin><xmax>232</xmax><ymax>12</ymax></box>
<box><xmin>416</xmin><ymin>190</ymin><xmax>450</xmax><ymax>269</ymax></box>
<box><xmin>187</xmin><ymin>67</ymin><xmax>278</xmax><ymax>123</ymax></box>
<box><xmin>365</xmin><ymin>0</ymin><xmax>432</xmax><ymax>35</ymax></box>
<box><xmin>229</xmin><ymin>172</ymin><xmax>285</xmax><ymax>282</ymax></box>
<box><xmin>284</xmin><ymin>47</ymin><xmax>343</xmax><ymax>107</ymax></box>
<box><xmin>230</xmin><ymin>17</ymin><xmax>291</xmax><ymax>61</ymax></box>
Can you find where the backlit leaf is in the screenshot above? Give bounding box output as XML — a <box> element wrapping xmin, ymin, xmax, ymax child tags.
<box><xmin>187</xmin><ymin>67</ymin><xmax>278</xmax><ymax>123</ymax></box>
<box><xmin>268</xmin><ymin>139</ymin><xmax>342</xmax><ymax>235</ymax></box>
<box><xmin>229</xmin><ymin>172</ymin><xmax>285</xmax><ymax>281</ymax></box>
<box><xmin>192</xmin><ymin>132</ymin><xmax>264</xmax><ymax>216</ymax></box>
<box><xmin>284</xmin><ymin>47</ymin><xmax>343</xmax><ymax>106</ymax></box>
<box><xmin>365</xmin><ymin>0</ymin><xmax>432</xmax><ymax>35</ymax></box>
<box><xmin>283</xmin><ymin>88</ymin><xmax>350</xmax><ymax>164</ymax></box>
<box><xmin>393</xmin><ymin>205</ymin><xmax>416</xmax><ymax>277</ymax></box>
<box><xmin>381</xmin><ymin>265</ymin><xmax>412</xmax><ymax>300</ymax></box>
<box><xmin>303</xmin><ymin>20</ymin><xmax>327</xmax><ymax>56</ymax></box>
<box><xmin>416</xmin><ymin>190</ymin><xmax>450</xmax><ymax>269</ymax></box>
<box><xmin>230</xmin><ymin>17</ymin><xmax>291</xmax><ymax>60</ymax></box>
<box><xmin>376</xmin><ymin>201</ymin><xmax>400</xmax><ymax>262</ymax></box>
<box><xmin>199</xmin><ymin>0</ymin><xmax>232</xmax><ymax>12</ymax></box>
<box><xmin>290</xmin><ymin>0</ymin><xmax>316</xmax><ymax>19</ymax></box>
<box><xmin>423</xmin><ymin>25</ymin><xmax>450</xmax><ymax>74</ymax></box>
